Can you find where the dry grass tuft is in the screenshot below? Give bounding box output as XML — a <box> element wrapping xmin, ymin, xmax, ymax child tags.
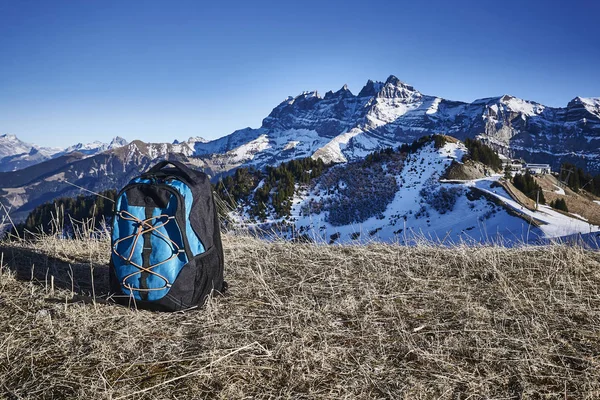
<box><xmin>1</xmin><ymin>234</ymin><xmax>600</xmax><ymax>399</ymax></box>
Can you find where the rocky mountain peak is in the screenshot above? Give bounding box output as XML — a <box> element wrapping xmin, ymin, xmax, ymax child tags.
<box><xmin>376</xmin><ymin>75</ymin><xmax>421</xmax><ymax>101</ymax></box>
<box><xmin>108</xmin><ymin>136</ymin><xmax>128</xmax><ymax>149</ymax></box>
<box><xmin>358</xmin><ymin>79</ymin><xmax>383</xmax><ymax>97</ymax></box>
<box><xmin>324</xmin><ymin>84</ymin><xmax>353</xmax><ymax>100</ymax></box>
<box><xmin>568</xmin><ymin>96</ymin><xmax>600</xmax><ymax>120</ymax></box>
<box><xmin>0</xmin><ymin>133</ymin><xmax>35</xmax><ymax>159</ymax></box>
<box><xmin>335</xmin><ymin>84</ymin><xmax>353</xmax><ymax>97</ymax></box>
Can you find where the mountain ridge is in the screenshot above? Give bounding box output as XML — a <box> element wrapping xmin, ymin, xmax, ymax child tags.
<box><xmin>0</xmin><ymin>134</ymin><xmax>129</xmax><ymax>172</ymax></box>
<box><xmin>3</xmin><ymin>75</ymin><xmax>599</xmax><ymax>174</ymax></box>
<box><xmin>2</xmin><ymin>75</ymin><xmax>600</xmax><ymax>227</ymax></box>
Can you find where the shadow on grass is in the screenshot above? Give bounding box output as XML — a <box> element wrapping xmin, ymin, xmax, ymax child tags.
<box><xmin>0</xmin><ymin>244</ymin><xmax>110</xmax><ymax>304</ymax></box>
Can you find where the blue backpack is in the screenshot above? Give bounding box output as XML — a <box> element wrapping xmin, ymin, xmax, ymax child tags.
<box><xmin>109</xmin><ymin>160</ymin><xmax>225</xmax><ymax>311</ymax></box>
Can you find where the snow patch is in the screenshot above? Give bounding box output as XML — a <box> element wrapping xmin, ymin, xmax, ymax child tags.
<box><xmin>227</xmin><ymin>134</ymin><xmax>271</xmax><ymax>163</ymax></box>
<box><xmin>283</xmin><ymin>141</ymin><xmax>300</xmax><ymax>151</ymax></box>
<box><xmin>553</xmin><ymin>185</ymin><xmax>566</xmax><ymax>195</ymax></box>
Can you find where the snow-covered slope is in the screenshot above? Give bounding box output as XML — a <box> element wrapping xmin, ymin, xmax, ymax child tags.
<box><xmin>243</xmin><ymin>140</ymin><xmax>599</xmax><ymax>245</ymax></box>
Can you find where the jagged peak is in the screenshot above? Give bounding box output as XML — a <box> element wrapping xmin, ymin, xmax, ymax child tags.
<box><xmin>384</xmin><ymin>75</ymin><xmax>418</xmax><ymax>92</ymax></box>
<box><xmin>284</xmin><ymin>91</ymin><xmax>321</xmax><ymax>105</ymax></box>
<box><xmin>569</xmin><ymin>96</ymin><xmax>600</xmax><ymax>116</ymax></box>
<box><xmin>187</xmin><ymin>136</ymin><xmax>207</xmax><ymax>143</ymax></box>
<box><xmin>571</xmin><ymin>96</ymin><xmax>600</xmax><ymax>105</ymax></box>
<box><xmin>303</xmin><ymin>90</ymin><xmax>320</xmax><ymax>98</ymax></box>
<box><xmin>108</xmin><ymin>136</ymin><xmax>128</xmax><ymax>148</ymax></box>
<box><xmin>357</xmin><ymin>76</ymin><xmax>421</xmax><ymax>99</ymax></box>
<box><xmin>324</xmin><ymin>84</ymin><xmax>353</xmax><ymax>100</ymax></box>
<box><xmin>110</xmin><ymin>136</ymin><xmax>127</xmax><ymax>143</ymax></box>
<box><xmin>385</xmin><ymin>75</ymin><xmax>401</xmax><ymax>85</ymax></box>
<box><xmin>358</xmin><ymin>79</ymin><xmax>384</xmax><ymax>97</ymax></box>
<box><xmin>336</xmin><ymin>84</ymin><xmax>352</xmax><ymax>95</ymax></box>
<box><xmin>376</xmin><ymin>76</ymin><xmax>421</xmax><ymax>101</ymax></box>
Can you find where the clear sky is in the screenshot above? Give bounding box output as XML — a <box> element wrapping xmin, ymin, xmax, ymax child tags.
<box><xmin>1</xmin><ymin>0</ymin><xmax>599</xmax><ymax>148</ymax></box>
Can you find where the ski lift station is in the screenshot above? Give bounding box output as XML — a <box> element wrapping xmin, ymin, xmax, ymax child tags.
<box><xmin>525</xmin><ymin>163</ymin><xmax>551</xmax><ymax>175</ymax></box>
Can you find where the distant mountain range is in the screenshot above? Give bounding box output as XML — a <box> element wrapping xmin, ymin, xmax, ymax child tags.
<box><xmin>192</xmin><ymin>75</ymin><xmax>600</xmax><ymax>174</ymax></box>
<box><xmin>0</xmin><ymin>134</ymin><xmax>129</xmax><ymax>172</ymax></box>
<box><xmin>1</xmin><ymin>75</ymin><xmax>599</xmax><ymax>224</ymax></box>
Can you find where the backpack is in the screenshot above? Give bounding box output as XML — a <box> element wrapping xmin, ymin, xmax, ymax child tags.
<box><xmin>109</xmin><ymin>160</ymin><xmax>225</xmax><ymax>311</ymax></box>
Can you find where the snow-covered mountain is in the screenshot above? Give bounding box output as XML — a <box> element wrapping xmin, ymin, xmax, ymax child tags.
<box><xmin>0</xmin><ymin>135</ymin><xmax>129</xmax><ymax>172</ymax></box>
<box><xmin>2</xmin><ymin>75</ymin><xmax>599</xmax><ymax>175</ymax></box>
<box><xmin>0</xmin><ymin>134</ymin><xmax>62</xmax><ymax>159</ymax></box>
<box><xmin>0</xmin><ymin>134</ymin><xmax>36</xmax><ymax>158</ymax></box>
<box><xmin>2</xmin><ymin>74</ymin><xmax>600</xmax><ymax>232</ymax></box>
<box><xmin>193</xmin><ymin>76</ymin><xmax>600</xmax><ymax>173</ymax></box>
<box><xmin>0</xmin><ymin>134</ymin><xmax>64</xmax><ymax>172</ymax></box>
<box><xmin>238</xmin><ymin>138</ymin><xmax>600</xmax><ymax>245</ymax></box>
<box><xmin>0</xmin><ymin>138</ymin><xmax>205</xmax><ymax>223</ymax></box>
<box><xmin>61</xmin><ymin>136</ymin><xmax>128</xmax><ymax>156</ymax></box>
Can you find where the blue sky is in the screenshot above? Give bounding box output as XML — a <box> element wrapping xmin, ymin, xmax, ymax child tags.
<box><xmin>1</xmin><ymin>0</ymin><xmax>599</xmax><ymax>148</ymax></box>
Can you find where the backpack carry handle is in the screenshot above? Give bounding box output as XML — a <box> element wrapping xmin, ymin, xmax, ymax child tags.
<box><xmin>145</xmin><ymin>160</ymin><xmax>196</xmax><ymax>182</ymax></box>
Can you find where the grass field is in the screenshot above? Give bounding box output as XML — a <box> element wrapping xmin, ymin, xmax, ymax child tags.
<box><xmin>1</xmin><ymin>234</ymin><xmax>599</xmax><ymax>399</ymax></box>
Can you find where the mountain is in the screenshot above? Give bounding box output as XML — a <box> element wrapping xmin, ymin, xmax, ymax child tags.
<box><xmin>2</xmin><ymin>75</ymin><xmax>600</xmax><ymax>229</ymax></box>
<box><xmin>0</xmin><ymin>134</ymin><xmax>63</xmax><ymax>172</ymax></box>
<box><xmin>226</xmin><ymin>136</ymin><xmax>600</xmax><ymax>245</ymax></box>
<box><xmin>3</xmin><ymin>76</ymin><xmax>599</xmax><ymax>176</ymax></box>
<box><xmin>0</xmin><ymin>134</ymin><xmax>129</xmax><ymax>172</ymax></box>
<box><xmin>61</xmin><ymin>136</ymin><xmax>128</xmax><ymax>156</ymax></box>
<box><xmin>193</xmin><ymin>76</ymin><xmax>600</xmax><ymax>173</ymax></box>
<box><xmin>4</xmin><ymin>76</ymin><xmax>600</xmax><ymax>177</ymax></box>
<box><xmin>0</xmin><ymin>140</ymin><xmax>207</xmax><ymax>223</ymax></box>
<box><xmin>0</xmin><ymin>134</ymin><xmax>39</xmax><ymax>158</ymax></box>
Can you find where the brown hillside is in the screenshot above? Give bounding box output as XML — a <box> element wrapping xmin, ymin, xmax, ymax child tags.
<box><xmin>442</xmin><ymin>159</ymin><xmax>489</xmax><ymax>180</ymax></box>
<box><xmin>535</xmin><ymin>174</ymin><xmax>600</xmax><ymax>226</ymax></box>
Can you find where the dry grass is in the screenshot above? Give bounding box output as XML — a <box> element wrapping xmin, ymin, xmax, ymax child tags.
<box><xmin>534</xmin><ymin>175</ymin><xmax>600</xmax><ymax>226</ymax></box>
<box><xmin>1</xmin><ymin>234</ymin><xmax>600</xmax><ymax>399</ymax></box>
<box><xmin>498</xmin><ymin>180</ymin><xmax>538</xmax><ymax>211</ymax></box>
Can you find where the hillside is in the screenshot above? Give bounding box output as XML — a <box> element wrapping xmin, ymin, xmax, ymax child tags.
<box><xmin>534</xmin><ymin>174</ymin><xmax>600</xmax><ymax>226</ymax></box>
<box><xmin>236</xmin><ymin>137</ymin><xmax>599</xmax><ymax>245</ymax></box>
<box><xmin>7</xmin><ymin>135</ymin><xmax>600</xmax><ymax>246</ymax></box>
<box><xmin>0</xmin><ymin>234</ymin><xmax>599</xmax><ymax>398</ymax></box>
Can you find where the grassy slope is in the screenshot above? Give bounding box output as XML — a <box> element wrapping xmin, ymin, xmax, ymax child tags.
<box><xmin>535</xmin><ymin>174</ymin><xmax>600</xmax><ymax>226</ymax></box>
<box><xmin>0</xmin><ymin>235</ymin><xmax>599</xmax><ymax>399</ymax></box>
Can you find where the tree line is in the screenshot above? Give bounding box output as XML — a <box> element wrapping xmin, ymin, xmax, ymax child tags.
<box><xmin>463</xmin><ymin>138</ymin><xmax>503</xmax><ymax>171</ymax></box>
<box><xmin>10</xmin><ymin>190</ymin><xmax>116</xmax><ymax>238</ymax></box>
<box><xmin>215</xmin><ymin>157</ymin><xmax>328</xmax><ymax>219</ymax></box>
<box><xmin>512</xmin><ymin>171</ymin><xmax>546</xmax><ymax>205</ymax></box>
